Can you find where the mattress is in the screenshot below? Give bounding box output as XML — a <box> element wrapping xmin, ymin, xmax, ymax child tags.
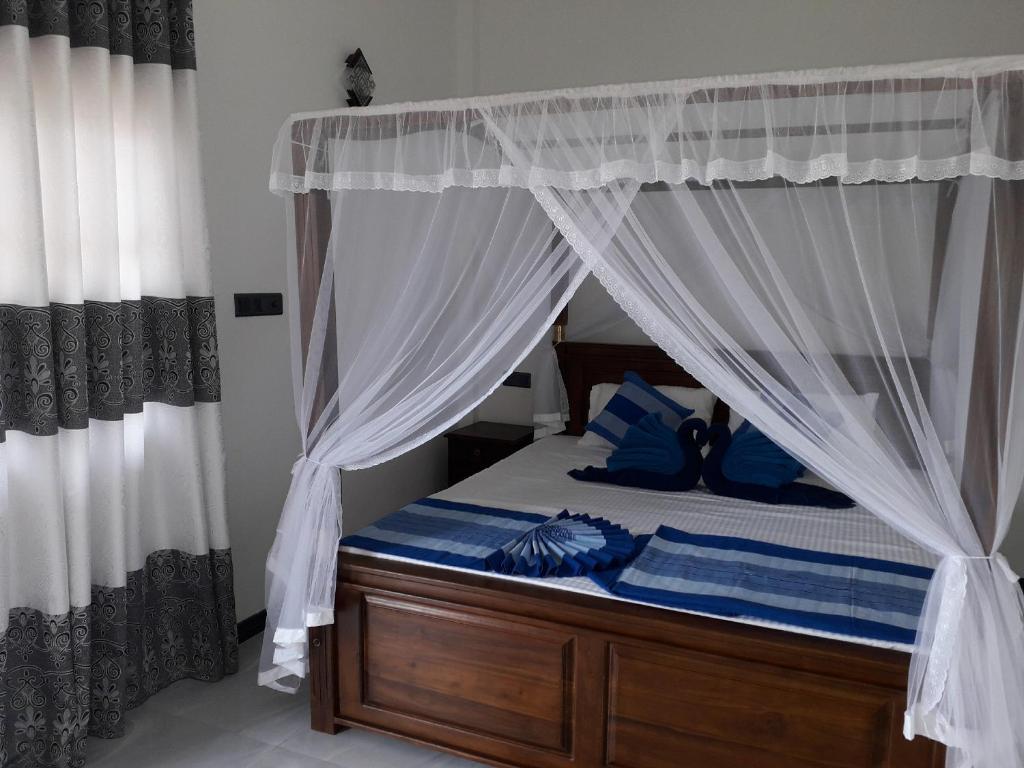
<box><xmin>341</xmin><ymin>434</ymin><xmax>937</xmax><ymax>651</ymax></box>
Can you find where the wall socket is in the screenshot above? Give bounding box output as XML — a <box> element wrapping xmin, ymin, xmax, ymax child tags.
<box><xmin>234</xmin><ymin>293</ymin><xmax>283</xmax><ymax>317</ymax></box>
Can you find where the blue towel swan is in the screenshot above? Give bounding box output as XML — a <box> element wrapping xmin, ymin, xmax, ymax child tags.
<box><xmin>569</xmin><ymin>413</ymin><xmax>708</xmax><ymax>492</ymax></box>
<box><xmin>702</xmin><ymin>422</ymin><xmax>854</xmax><ymax>508</ymax></box>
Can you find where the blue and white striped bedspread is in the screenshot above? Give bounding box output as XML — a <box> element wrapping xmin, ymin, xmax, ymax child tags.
<box><xmin>593</xmin><ymin>525</ymin><xmax>932</xmax><ymax>644</ymax></box>
<box><xmin>341</xmin><ymin>498</ymin><xmax>549</xmax><ymax>571</ymax></box>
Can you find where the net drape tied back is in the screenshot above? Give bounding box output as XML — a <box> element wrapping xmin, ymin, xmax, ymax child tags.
<box><xmin>260</xmin><ymin>453</ymin><xmax>340</xmax><ymax>688</ymax></box>
<box><xmin>258</xmin><ymin>181</ymin><xmax>588</xmax><ymax>692</ymax></box>
<box><xmin>268</xmin><ymin>56</ymin><xmax>1024</xmax><ymax>768</ymax></box>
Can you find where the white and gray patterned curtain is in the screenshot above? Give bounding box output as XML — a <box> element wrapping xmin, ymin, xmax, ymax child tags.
<box><xmin>0</xmin><ymin>2</ymin><xmax>236</xmax><ymax>767</ymax></box>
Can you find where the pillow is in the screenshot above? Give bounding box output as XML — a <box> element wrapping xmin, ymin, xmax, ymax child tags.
<box><xmin>586</xmin><ymin>383</ymin><xmax>620</xmax><ymax>424</ymax></box>
<box><xmin>587</xmin><ymin>382</ymin><xmax>717</xmax><ymax>425</ymax></box>
<box><xmin>804</xmin><ymin>392</ymin><xmax>880</xmax><ymax>430</ymax></box>
<box><xmin>726</xmin><ymin>392</ymin><xmax>880</xmax><ymax>434</ymax></box>
<box><xmin>582</xmin><ymin>372</ymin><xmax>696</xmax><ymax>448</ymax></box>
<box><xmin>581</xmin><ymin>377</ymin><xmax>716</xmax><ymax>448</ymax></box>
<box><xmin>727</xmin><ymin>407</ymin><xmax>745</xmax><ymax>434</ymax></box>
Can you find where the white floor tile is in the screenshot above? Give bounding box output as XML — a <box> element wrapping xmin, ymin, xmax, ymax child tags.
<box><xmin>237</xmin><ymin>696</ymin><xmax>313</xmax><ymax>747</ymax></box>
<box><xmin>427</xmin><ymin>755</ymin><xmax>490</xmax><ymax>768</ymax></box>
<box><xmin>246</xmin><ymin>747</ymin><xmax>338</xmax><ymax>768</ymax></box>
<box><xmin>322</xmin><ymin>729</ymin><xmax>453</xmax><ymax>768</ymax></box>
<box><xmin>273</xmin><ymin>721</ymin><xmax>354</xmax><ymax>763</ymax></box>
<box><xmin>87</xmin><ymin>710</ymin><xmax>271</xmax><ymax>768</ymax></box>
<box><xmin>158</xmin><ymin>665</ymin><xmax>306</xmax><ymax>737</ymax></box>
<box><xmin>280</xmin><ymin>724</ymin><xmax>469</xmax><ymax>767</ymax></box>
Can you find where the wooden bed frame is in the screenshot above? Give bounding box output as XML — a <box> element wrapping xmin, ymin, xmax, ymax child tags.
<box><xmin>308</xmin><ymin>341</ymin><xmax>944</xmax><ymax>768</ymax></box>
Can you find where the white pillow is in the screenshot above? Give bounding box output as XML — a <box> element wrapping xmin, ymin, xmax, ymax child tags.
<box><xmin>805</xmin><ymin>392</ymin><xmax>880</xmax><ymax>430</ymax></box>
<box><xmin>579</xmin><ymin>382</ymin><xmax>718</xmax><ymax>448</ymax></box>
<box><xmin>727</xmin><ymin>392</ymin><xmax>880</xmax><ymax>434</ymax></box>
<box><xmin>728</xmin><ymin>407</ymin><xmax>745</xmax><ymax>434</ymax></box>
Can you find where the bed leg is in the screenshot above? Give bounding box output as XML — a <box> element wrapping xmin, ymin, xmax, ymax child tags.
<box><xmin>311</xmin><ymin>715</ymin><xmax>346</xmax><ymax>735</ymax></box>
<box><xmin>308</xmin><ymin>624</ymin><xmax>344</xmax><ymax>734</ymax></box>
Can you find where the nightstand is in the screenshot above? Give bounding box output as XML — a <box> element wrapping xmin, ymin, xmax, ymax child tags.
<box><xmin>444</xmin><ymin>421</ymin><xmax>534</xmax><ymax>486</ymax></box>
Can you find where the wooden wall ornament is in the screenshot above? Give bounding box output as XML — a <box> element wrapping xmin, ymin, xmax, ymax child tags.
<box><xmin>344</xmin><ymin>48</ymin><xmax>375</xmax><ymax>107</ymax></box>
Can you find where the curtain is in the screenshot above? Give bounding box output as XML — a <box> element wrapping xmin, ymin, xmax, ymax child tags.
<box><xmin>0</xmin><ymin>3</ymin><xmax>237</xmax><ymax>767</ymax></box>
<box><xmin>269</xmin><ymin>56</ymin><xmax>1024</xmax><ymax>768</ymax></box>
<box><xmin>260</xmin><ymin>183</ymin><xmax>588</xmax><ymax>692</ymax></box>
<box><xmin>533</xmin><ymin>176</ymin><xmax>1024</xmax><ymax>768</ymax></box>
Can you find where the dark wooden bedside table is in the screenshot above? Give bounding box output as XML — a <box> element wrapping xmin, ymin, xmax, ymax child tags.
<box><xmin>444</xmin><ymin>421</ymin><xmax>534</xmax><ymax>486</ymax></box>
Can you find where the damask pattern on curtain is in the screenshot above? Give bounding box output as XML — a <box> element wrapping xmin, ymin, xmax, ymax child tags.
<box><xmin>0</xmin><ymin>2</ymin><xmax>237</xmax><ymax>767</ymax></box>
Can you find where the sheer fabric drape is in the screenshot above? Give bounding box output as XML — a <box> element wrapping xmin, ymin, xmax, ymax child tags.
<box><xmin>259</xmin><ymin>186</ymin><xmax>588</xmax><ymax>692</ymax></box>
<box><xmin>271</xmin><ymin>57</ymin><xmax>1024</xmax><ymax>195</ymax></box>
<box><xmin>528</xmin><ymin>176</ymin><xmax>1024</xmax><ymax>768</ymax></box>
<box><xmin>269</xmin><ymin>56</ymin><xmax>1024</xmax><ymax>768</ymax></box>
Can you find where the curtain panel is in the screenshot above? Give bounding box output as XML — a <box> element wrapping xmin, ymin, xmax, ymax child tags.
<box><xmin>260</xmin><ymin>184</ymin><xmax>589</xmax><ymax>691</ymax></box>
<box><xmin>269</xmin><ymin>57</ymin><xmax>1024</xmax><ymax>768</ymax></box>
<box><xmin>0</xmin><ymin>2</ymin><xmax>236</xmax><ymax>767</ymax></box>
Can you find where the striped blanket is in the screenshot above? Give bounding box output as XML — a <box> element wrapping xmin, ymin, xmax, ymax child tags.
<box><xmin>341</xmin><ymin>498</ymin><xmax>549</xmax><ymax>570</ymax></box>
<box><xmin>342</xmin><ymin>498</ymin><xmax>931</xmax><ymax>644</ymax></box>
<box><xmin>593</xmin><ymin>525</ymin><xmax>932</xmax><ymax>644</ymax></box>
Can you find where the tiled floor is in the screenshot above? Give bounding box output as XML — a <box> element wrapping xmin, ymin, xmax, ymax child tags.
<box><xmin>87</xmin><ymin>634</ymin><xmax>484</xmax><ymax>768</ymax></box>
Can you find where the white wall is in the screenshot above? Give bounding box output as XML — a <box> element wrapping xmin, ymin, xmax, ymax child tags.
<box><xmin>460</xmin><ymin>0</ymin><xmax>1023</xmax><ymax>94</ymax></box>
<box><xmin>194</xmin><ymin>0</ymin><xmax>460</xmax><ymax>620</ymax></box>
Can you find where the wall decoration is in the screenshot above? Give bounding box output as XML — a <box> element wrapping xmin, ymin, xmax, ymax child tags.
<box><xmin>344</xmin><ymin>48</ymin><xmax>375</xmax><ymax>107</ymax></box>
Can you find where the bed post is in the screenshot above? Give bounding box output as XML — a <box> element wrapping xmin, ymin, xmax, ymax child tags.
<box><xmin>308</xmin><ymin>623</ymin><xmax>343</xmax><ymax>734</ymax></box>
<box><xmin>962</xmin><ymin>179</ymin><xmax>1024</xmax><ymax>550</ymax></box>
<box><xmin>290</xmin><ymin>118</ymin><xmax>345</xmax><ymax>734</ymax></box>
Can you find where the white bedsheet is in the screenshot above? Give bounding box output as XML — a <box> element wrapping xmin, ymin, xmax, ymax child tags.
<box><xmin>342</xmin><ymin>435</ymin><xmax>937</xmax><ymax>651</ymax></box>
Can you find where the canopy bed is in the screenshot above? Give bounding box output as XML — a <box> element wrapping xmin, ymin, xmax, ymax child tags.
<box><xmin>265</xmin><ymin>57</ymin><xmax>1024</xmax><ymax>768</ymax></box>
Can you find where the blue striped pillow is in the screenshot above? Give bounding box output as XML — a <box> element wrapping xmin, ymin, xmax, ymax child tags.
<box><xmin>585</xmin><ymin>372</ymin><xmax>695</xmax><ymax>447</ymax></box>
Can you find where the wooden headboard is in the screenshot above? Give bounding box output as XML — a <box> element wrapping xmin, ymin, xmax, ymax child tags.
<box><xmin>555</xmin><ymin>342</ymin><xmax>730</xmax><ymax>436</ymax></box>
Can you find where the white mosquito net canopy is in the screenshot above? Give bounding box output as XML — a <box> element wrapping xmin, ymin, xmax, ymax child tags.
<box><xmin>267</xmin><ymin>56</ymin><xmax>1024</xmax><ymax>768</ymax></box>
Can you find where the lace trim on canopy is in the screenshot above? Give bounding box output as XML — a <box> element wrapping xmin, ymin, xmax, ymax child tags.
<box><xmin>271</xmin><ymin>153</ymin><xmax>1024</xmax><ymax>195</ymax></box>
<box><xmin>270</xmin><ymin>55</ymin><xmax>1024</xmax><ymax>194</ymax></box>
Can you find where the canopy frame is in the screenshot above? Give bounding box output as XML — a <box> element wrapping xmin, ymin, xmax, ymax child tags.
<box><xmin>265</xmin><ymin>56</ymin><xmax>1024</xmax><ymax>768</ymax></box>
